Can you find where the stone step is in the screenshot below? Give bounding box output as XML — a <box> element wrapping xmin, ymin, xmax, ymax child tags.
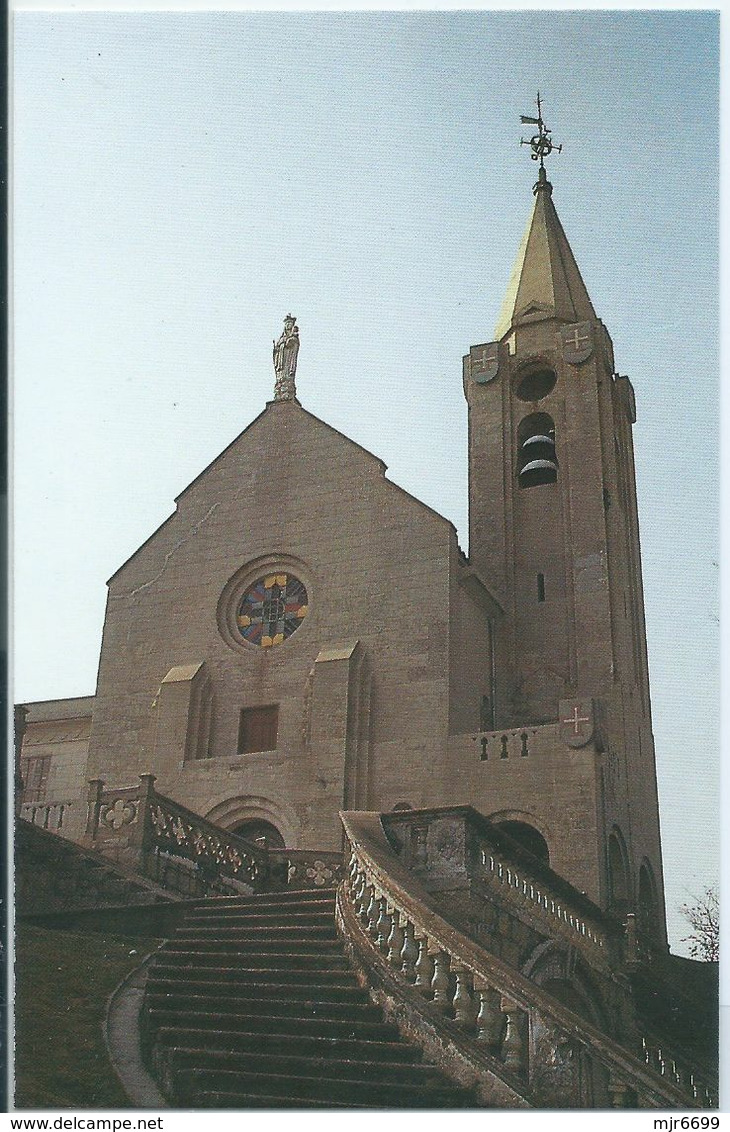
<box><xmin>152</xmin><ymin>1025</ymin><xmax>423</xmax><ymax>1065</ymax></box>
<box><xmin>193</xmin><ymin>1090</ymin><xmax>371</xmax><ymax>1109</ymax></box>
<box><xmin>152</xmin><ymin>955</ymin><xmax>358</xmax><ymax>979</ymax></box>
<box><xmin>165</xmin><ymin>925</ymin><xmax>337</xmax><ymax>944</ymax></box>
<box><xmin>144</xmin><ymin>991</ymin><xmax>382</xmax><ymax>1023</ymax></box>
<box><xmin>161</xmin><ymin>949</ymin><xmax>350</xmax><ymax>972</ymax></box>
<box><xmin>157</xmin><ymin>1044</ymin><xmax>434</xmax><ymax>1085</ymax></box>
<box><xmin>189</xmin><ymin>890</ymin><xmax>336</xmax><ymax>914</ymax></box>
<box><xmin>169</xmin><ymin>1062</ymin><xmax>473</xmax><ymax>1107</ymax></box>
<box><xmin>183</xmin><ymin>909</ymin><xmax>336</xmax><ymax>929</ymax></box>
<box><xmin>145</xmin><ymin>1008</ymin><xmax>401</xmax><ymax>1042</ymax></box>
<box><xmin>162</xmin><ymin>940</ymin><xmax>348</xmax><ymax>964</ymax></box>
<box><xmin>147</xmin><ymin>974</ymin><xmax>368</xmax><ymax>1004</ymax></box>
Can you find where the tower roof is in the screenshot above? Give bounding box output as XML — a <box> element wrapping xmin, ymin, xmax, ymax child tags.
<box><xmin>494</xmin><ymin>171</ymin><xmax>596</xmax><ymax>340</ymax></box>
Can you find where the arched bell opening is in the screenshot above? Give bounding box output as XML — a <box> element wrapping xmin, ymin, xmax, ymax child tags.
<box><xmin>517</xmin><ymin>413</ymin><xmax>558</xmax><ymax>488</ymax></box>
<box><xmin>231</xmin><ymin>818</ymin><xmax>286</xmax><ymax>850</ymax></box>
<box><xmin>494</xmin><ymin>819</ymin><xmax>550</xmax><ymax>866</ymax></box>
<box><xmin>638</xmin><ymin>859</ymin><xmax>661</xmax><ymax>942</ymax></box>
<box><xmin>607</xmin><ymin>827</ymin><xmax>630</xmax><ymax>918</ymax></box>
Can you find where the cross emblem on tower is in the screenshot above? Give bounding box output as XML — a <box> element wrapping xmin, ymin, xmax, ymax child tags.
<box><xmin>469</xmin><ymin>342</ymin><xmax>499</xmax><ymax>384</ymax></box>
<box><xmin>566</xmin><ymin>329</ymin><xmax>589</xmax><ymax>351</ymax></box>
<box><xmin>563</xmin><ymin>705</ymin><xmax>590</xmax><ymax>734</ymax></box>
<box><xmin>559</xmin><ymin>698</ymin><xmax>594</xmax><ymax>748</ymax></box>
<box><xmin>562</xmin><ymin>322</ymin><xmax>593</xmax><ymax>365</ymax></box>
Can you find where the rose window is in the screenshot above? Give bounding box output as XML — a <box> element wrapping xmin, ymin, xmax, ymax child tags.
<box><xmin>235</xmin><ymin>573</ymin><xmax>308</xmax><ymax>647</ymax></box>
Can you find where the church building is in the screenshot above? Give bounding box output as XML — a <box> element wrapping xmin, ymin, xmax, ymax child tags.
<box><xmin>17</xmin><ymin>109</ymin><xmax>667</xmax><ymax>951</ymax></box>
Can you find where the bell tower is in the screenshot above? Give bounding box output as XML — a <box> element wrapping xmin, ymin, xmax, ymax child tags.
<box><xmin>463</xmin><ymin>97</ymin><xmax>667</xmax><ymax>943</ymax></box>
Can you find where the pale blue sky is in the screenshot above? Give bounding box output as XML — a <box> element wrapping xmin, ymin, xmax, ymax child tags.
<box><xmin>13</xmin><ymin>10</ymin><xmax>719</xmax><ymax>952</ymax></box>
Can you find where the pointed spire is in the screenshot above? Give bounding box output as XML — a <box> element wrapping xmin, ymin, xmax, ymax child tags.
<box><xmin>494</xmin><ymin>177</ymin><xmax>596</xmax><ymax>340</ymax></box>
<box><xmin>495</xmin><ymin>96</ymin><xmax>595</xmax><ymax>340</ymax></box>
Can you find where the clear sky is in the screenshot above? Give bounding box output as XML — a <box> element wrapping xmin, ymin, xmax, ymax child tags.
<box><xmin>12</xmin><ymin>10</ymin><xmax>719</xmax><ymax>952</ymax></box>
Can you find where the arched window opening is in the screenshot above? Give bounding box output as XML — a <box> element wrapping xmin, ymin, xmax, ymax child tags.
<box><xmin>494</xmin><ymin>820</ymin><xmax>550</xmax><ymax>866</ymax></box>
<box><xmin>517</xmin><ymin>413</ymin><xmax>558</xmax><ymax>488</ymax></box>
<box><xmin>638</xmin><ymin>860</ymin><xmax>660</xmax><ymax>941</ymax></box>
<box><xmin>392</xmin><ymin>802</ymin><xmax>413</xmax><ymax>811</ymax></box>
<box><xmin>231</xmin><ymin>819</ymin><xmax>285</xmax><ymax>850</ymax></box>
<box><xmin>607</xmin><ymin>830</ymin><xmax>629</xmax><ymax>917</ymax></box>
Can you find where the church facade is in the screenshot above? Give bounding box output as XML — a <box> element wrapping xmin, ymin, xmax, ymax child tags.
<box><xmin>17</xmin><ymin>154</ymin><xmax>667</xmax><ymax>949</ymax></box>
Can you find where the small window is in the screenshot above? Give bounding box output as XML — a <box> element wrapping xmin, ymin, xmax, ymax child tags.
<box><xmin>514</xmin><ymin>366</ymin><xmax>556</xmax><ymax>402</ymax></box>
<box><xmin>537</xmin><ymin>573</ymin><xmax>546</xmax><ymax>602</ymax></box>
<box><xmin>238</xmin><ymin>706</ymin><xmax>279</xmax><ymax>754</ymax></box>
<box><xmin>480</xmin><ymin>694</ymin><xmax>493</xmax><ymax>732</ymax></box>
<box><xmin>21</xmin><ymin>756</ymin><xmax>50</xmax><ymax>803</ymax></box>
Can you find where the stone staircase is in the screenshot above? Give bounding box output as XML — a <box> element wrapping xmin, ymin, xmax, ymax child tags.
<box><xmin>142</xmin><ymin>887</ymin><xmax>478</xmax><ymax>1108</ymax></box>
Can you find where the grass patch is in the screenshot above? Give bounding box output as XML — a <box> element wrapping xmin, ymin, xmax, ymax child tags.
<box><xmin>14</xmin><ymin>923</ymin><xmax>161</xmax><ymax>1110</ymax></box>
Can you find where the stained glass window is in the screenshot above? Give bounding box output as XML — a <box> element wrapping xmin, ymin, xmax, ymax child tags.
<box><xmin>236</xmin><ymin>573</ymin><xmax>308</xmax><ymax>647</ymax></box>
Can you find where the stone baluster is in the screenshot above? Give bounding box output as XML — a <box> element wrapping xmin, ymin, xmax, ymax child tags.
<box><xmin>400</xmin><ymin>920</ymin><xmax>419</xmax><ymax>982</ymax></box>
<box><xmin>414</xmin><ymin>937</ymin><xmax>434</xmax><ymax>996</ymax></box>
<box><xmin>387</xmin><ymin>914</ymin><xmax>405</xmax><ymax>966</ymax></box>
<box><xmin>474</xmin><ymin>982</ymin><xmax>503</xmax><ymax>1047</ymax></box>
<box><xmin>431</xmin><ymin>951</ymin><xmax>451</xmax><ymax>1014</ymax></box>
<box><xmin>365</xmin><ymin>887</ymin><xmax>379</xmax><ymax>936</ymax></box>
<box><xmin>359</xmin><ymin>882</ymin><xmax>374</xmax><ymax>925</ymax></box>
<box><xmin>501</xmin><ymin>998</ymin><xmax>526</xmax><ymax>1074</ymax></box>
<box><xmin>83</xmin><ymin>778</ymin><xmax>105</xmax><ymax>843</ymax></box>
<box><xmin>375</xmin><ymin>897</ymin><xmax>392</xmax><ymax>952</ymax></box>
<box><xmin>352</xmin><ymin>868</ymin><xmax>367</xmax><ymax>914</ymax></box>
<box><xmin>452</xmin><ymin>967</ymin><xmax>476</xmax><ymax>1027</ymax></box>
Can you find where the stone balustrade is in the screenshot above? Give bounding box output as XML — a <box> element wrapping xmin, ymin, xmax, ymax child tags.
<box><xmin>339</xmin><ymin>810</ymin><xmax>716</xmax><ymax>1109</ymax></box>
<box><xmin>479</xmin><ymin>843</ymin><xmax>607</xmax><ymax>952</ymax></box>
<box><xmin>81</xmin><ymin>775</ymin><xmax>342</xmax><ymax>898</ymax></box>
<box><xmin>640</xmin><ymin>1036</ymin><xmax>715</xmax><ymax>1109</ymax></box>
<box><xmin>84</xmin><ymin>775</ymin><xmax>267</xmax><ymax>895</ymax></box>
<box><xmin>268</xmin><ymin>848</ymin><xmax>344</xmax><ymax>891</ymax></box>
<box><xmin>20</xmin><ymin>799</ymin><xmax>73</xmax><ymax>833</ymax></box>
<box><xmin>381</xmin><ymin>806</ymin><xmax>617</xmax><ymax>966</ymax></box>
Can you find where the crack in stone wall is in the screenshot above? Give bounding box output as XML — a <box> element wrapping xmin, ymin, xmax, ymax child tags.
<box><xmin>124</xmin><ymin>503</ymin><xmax>220</xmax><ymax>598</ymax></box>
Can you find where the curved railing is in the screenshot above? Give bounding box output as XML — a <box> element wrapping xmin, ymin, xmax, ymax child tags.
<box><xmin>339</xmin><ymin>810</ymin><xmax>716</xmax><ymax>1109</ymax></box>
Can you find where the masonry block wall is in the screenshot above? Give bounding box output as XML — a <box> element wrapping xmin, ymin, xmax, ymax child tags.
<box><xmin>80</xmin><ymin>401</ymin><xmax>487</xmax><ymax>850</ymax></box>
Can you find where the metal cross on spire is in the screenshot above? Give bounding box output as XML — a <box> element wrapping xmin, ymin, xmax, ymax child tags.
<box><xmin>520</xmin><ymin>92</ymin><xmax>562</xmax><ymax>174</ymax></box>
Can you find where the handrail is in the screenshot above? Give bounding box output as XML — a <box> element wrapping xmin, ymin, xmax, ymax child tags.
<box><xmin>340</xmin><ymin>810</ymin><xmax>715</xmax><ymax>1109</ymax></box>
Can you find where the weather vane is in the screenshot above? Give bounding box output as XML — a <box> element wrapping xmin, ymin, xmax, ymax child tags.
<box><xmin>520</xmin><ymin>91</ymin><xmax>562</xmax><ymax>172</ymax></box>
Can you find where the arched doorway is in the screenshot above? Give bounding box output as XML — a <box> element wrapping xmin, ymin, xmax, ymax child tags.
<box><xmin>231</xmin><ymin>819</ymin><xmax>285</xmax><ymax>850</ymax></box>
<box><xmin>494</xmin><ymin>820</ymin><xmax>550</xmax><ymax>866</ymax></box>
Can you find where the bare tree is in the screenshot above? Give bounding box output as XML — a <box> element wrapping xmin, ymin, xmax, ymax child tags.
<box><xmin>680</xmin><ymin>887</ymin><xmax>719</xmax><ymax>962</ymax></box>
